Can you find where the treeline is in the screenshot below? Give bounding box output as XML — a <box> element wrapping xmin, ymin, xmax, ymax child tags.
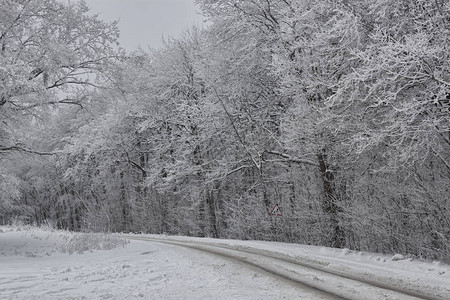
<box><xmin>1</xmin><ymin>0</ymin><xmax>449</xmax><ymax>262</ymax></box>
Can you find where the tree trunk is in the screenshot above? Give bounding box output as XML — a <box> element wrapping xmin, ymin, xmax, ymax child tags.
<box><xmin>120</xmin><ymin>171</ymin><xmax>130</xmax><ymax>232</ymax></box>
<box><xmin>206</xmin><ymin>188</ymin><xmax>218</xmax><ymax>238</ymax></box>
<box><xmin>317</xmin><ymin>149</ymin><xmax>344</xmax><ymax>248</ymax></box>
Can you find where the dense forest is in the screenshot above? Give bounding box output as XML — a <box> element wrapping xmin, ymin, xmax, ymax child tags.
<box><xmin>1</xmin><ymin>0</ymin><xmax>449</xmax><ymax>262</ymax></box>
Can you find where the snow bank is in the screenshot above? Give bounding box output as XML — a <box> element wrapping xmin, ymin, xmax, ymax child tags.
<box><xmin>0</xmin><ymin>225</ymin><xmax>127</xmax><ymax>257</ymax></box>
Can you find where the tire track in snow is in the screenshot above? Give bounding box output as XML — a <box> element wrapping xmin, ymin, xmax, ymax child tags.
<box><xmin>125</xmin><ymin>236</ymin><xmax>438</xmax><ymax>300</ymax></box>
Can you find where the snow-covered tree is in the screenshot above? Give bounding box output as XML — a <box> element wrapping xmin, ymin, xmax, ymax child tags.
<box><xmin>0</xmin><ymin>0</ymin><xmax>120</xmax><ymax>153</ymax></box>
<box><xmin>326</xmin><ymin>0</ymin><xmax>450</xmax><ymax>170</ymax></box>
<box><xmin>0</xmin><ymin>0</ymin><xmax>120</xmax><ymax>223</ymax></box>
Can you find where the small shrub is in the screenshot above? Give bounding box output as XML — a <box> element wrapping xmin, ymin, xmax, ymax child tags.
<box><xmin>60</xmin><ymin>232</ymin><xmax>129</xmax><ymax>254</ymax></box>
<box><xmin>39</xmin><ymin>219</ymin><xmax>57</xmax><ymax>232</ymax></box>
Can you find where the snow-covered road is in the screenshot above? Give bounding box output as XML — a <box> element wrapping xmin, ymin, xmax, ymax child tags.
<box><xmin>1</xmin><ymin>226</ymin><xmax>449</xmax><ymax>299</ymax></box>
<box><xmin>125</xmin><ymin>236</ymin><xmax>446</xmax><ymax>300</ymax></box>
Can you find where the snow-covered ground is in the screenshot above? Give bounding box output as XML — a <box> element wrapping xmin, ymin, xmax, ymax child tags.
<box><xmin>1</xmin><ymin>226</ymin><xmax>449</xmax><ymax>299</ymax></box>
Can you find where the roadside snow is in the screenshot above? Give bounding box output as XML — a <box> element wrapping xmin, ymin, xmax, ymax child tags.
<box><xmin>0</xmin><ymin>226</ymin><xmax>127</xmax><ymax>257</ymax></box>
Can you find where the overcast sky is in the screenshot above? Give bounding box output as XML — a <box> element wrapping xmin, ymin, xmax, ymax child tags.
<box><xmin>84</xmin><ymin>0</ymin><xmax>206</xmax><ymax>51</ymax></box>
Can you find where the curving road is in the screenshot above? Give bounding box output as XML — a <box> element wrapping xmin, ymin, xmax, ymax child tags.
<box><xmin>124</xmin><ymin>236</ymin><xmax>442</xmax><ymax>300</ymax></box>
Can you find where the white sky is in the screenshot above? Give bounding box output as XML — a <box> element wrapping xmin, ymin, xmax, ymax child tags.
<box><xmin>83</xmin><ymin>0</ymin><xmax>206</xmax><ymax>51</ymax></box>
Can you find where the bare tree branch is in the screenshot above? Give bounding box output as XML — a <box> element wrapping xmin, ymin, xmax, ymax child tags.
<box><xmin>265</xmin><ymin>150</ymin><xmax>318</xmax><ymax>167</ymax></box>
<box><xmin>0</xmin><ymin>145</ymin><xmax>58</xmax><ymax>156</ymax></box>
